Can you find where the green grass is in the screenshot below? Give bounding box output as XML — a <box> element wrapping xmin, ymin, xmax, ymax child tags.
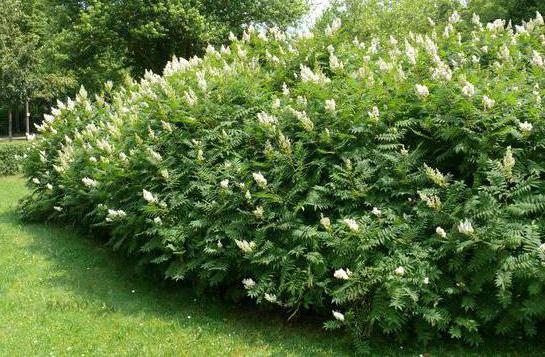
<box><xmin>1</xmin><ymin>176</ymin><xmax>543</xmax><ymax>356</ymax></box>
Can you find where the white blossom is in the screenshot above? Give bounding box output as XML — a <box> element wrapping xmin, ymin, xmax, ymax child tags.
<box><xmin>106</xmin><ymin>209</ymin><xmax>127</xmax><ymax>222</ymax></box>
<box><xmin>282</xmin><ymin>82</ymin><xmax>290</xmax><ymax>96</ymax></box>
<box><xmin>300</xmin><ymin>65</ymin><xmax>330</xmax><ymax>84</ymax></box>
<box><xmin>394</xmin><ymin>266</ymin><xmax>406</xmax><ymax>276</ymax></box>
<box><xmin>220</xmin><ymin>179</ymin><xmax>229</xmax><ymax>189</ymax></box>
<box><xmin>405</xmin><ymin>43</ymin><xmax>417</xmax><ymax>64</ymax></box>
<box><xmin>325</xmin><ymin>99</ymin><xmax>336</xmax><ymax>113</ymax></box>
<box><xmin>372</xmin><ymin>207</ymin><xmax>382</xmax><ymax>217</ymax></box>
<box><xmin>320</xmin><ymin>216</ymin><xmax>332</xmax><ymax>230</ymax></box>
<box><xmin>343</xmin><ymin>218</ymin><xmax>359</xmax><ymax>232</ymax></box>
<box><xmin>252</xmin><ymin>172</ymin><xmax>267</xmax><ymax>188</ymax></box>
<box><xmin>154</xmin><ymin>217</ymin><xmax>163</xmax><ymax>225</ymax></box>
<box><xmin>436</xmin><ymin>227</ymin><xmax>447</xmax><ymax>238</ymax></box>
<box><xmin>519</xmin><ymin>121</ymin><xmax>533</xmax><ymax>133</ymax></box>
<box><xmin>257</xmin><ymin>112</ymin><xmax>278</xmax><ymax>126</ymax></box>
<box><xmin>458</xmin><ymin>220</ymin><xmax>474</xmax><ymax>235</ymax></box>
<box><xmin>482</xmin><ymin>95</ymin><xmax>495</xmax><ymax>110</ymax></box>
<box><xmin>54</xmin><ymin>206</ymin><xmax>63</xmax><ymax>212</ymax></box>
<box><xmin>462</xmin><ymin>82</ymin><xmax>475</xmax><ymax>97</ymax></box>
<box><xmin>264</xmin><ymin>293</ymin><xmax>277</xmax><ymax>303</ymax></box>
<box><xmin>242</xmin><ymin>278</ymin><xmax>256</xmax><ymax>289</ymax></box>
<box><xmin>196</xmin><ymin>71</ymin><xmax>207</xmax><ymax>92</ymax></box>
<box><xmin>82</xmin><ymin>177</ymin><xmax>98</xmax><ymax>188</ymax></box>
<box><xmin>235</xmin><ymin>239</ymin><xmax>256</xmax><ymax>253</ymax></box>
<box><xmin>368</xmin><ymin>106</ymin><xmax>380</xmax><ymax>121</ymax></box>
<box><xmin>334</xmin><ymin>268</ymin><xmax>352</xmax><ymax>280</ymax></box>
<box><xmin>329</xmin><ymin>53</ymin><xmax>343</xmax><ymax>70</ymax></box>
<box><xmin>415</xmin><ymin>84</ymin><xmax>430</xmax><ymax>98</ymax></box>
<box><xmin>143</xmin><ymin>189</ymin><xmax>157</xmax><ymax>204</ymax></box>
<box><xmin>423</xmin><ymin>277</ymin><xmax>430</xmax><ymax>285</ymax></box>
<box><xmin>532</xmin><ymin>50</ymin><xmax>544</xmax><ymax>67</ymax></box>
<box><xmin>332</xmin><ymin>311</ymin><xmax>345</xmax><ymax>322</ymax></box>
<box><xmin>325</xmin><ymin>18</ymin><xmax>341</xmax><ymax>36</ymax></box>
<box><xmin>147</xmin><ymin>148</ymin><xmax>162</xmax><ymax>162</ymax></box>
<box><xmin>184</xmin><ymin>89</ymin><xmax>198</xmax><ymax>107</ymax></box>
<box><xmin>539</xmin><ymin>243</ymin><xmax>545</xmax><ymax>253</ymax></box>
<box><xmin>253</xmin><ymin>206</ymin><xmax>264</xmax><ymax>219</ymax></box>
<box><xmin>46</xmin><ymin>183</ymin><xmax>53</xmax><ymax>190</ymax></box>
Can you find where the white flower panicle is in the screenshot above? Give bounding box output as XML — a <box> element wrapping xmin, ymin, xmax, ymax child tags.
<box><xmin>257</xmin><ymin>112</ymin><xmax>278</xmax><ymax>126</ymax></box>
<box><xmin>462</xmin><ymin>82</ymin><xmax>475</xmax><ymax>97</ymax></box>
<box><xmin>436</xmin><ymin>227</ymin><xmax>447</xmax><ymax>238</ymax></box>
<box><xmin>325</xmin><ymin>18</ymin><xmax>341</xmax><ymax>36</ymax></box>
<box><xmin>242</xmin><ymin>278</ymin><xmax>256</xmax><ymax>289</ymax></box>
<box><xmin>106</xmin><ymin>209</ymin><xmax>127</xmax><ymax>222</ymax></box>
<box><xmin>329</xmin><ymin>53</ymin><xmax>343</xmax><ymax>70</ymax></box>
<box><xmin>325</xmin><ymin>99</ymin><xmax>336</xmax><ymax>113</ymax></box>
<box><xmin>418</xmin><ymin>191</ymin><xmax>442</xmax><ymax>210</ymax></box>
<box><xmin>196</xmin><ymin>71</ymin><xmax>207</xmax><ymax>92</ymax></box>
<box><xmin>289</xmin><ymin>108</ymin><xmax>313</xmax><ymax>131</ymax></box>
<box><xmin>332</xmin><ymin>311</ymin><xmax>345</xmax><ymax>322</ymax></box>
<box><xmin>415</xmin><ymin>84</ymin><xmax>430</xmax><ymax>98</ymax></box>
<box><xmin>334</xmin><ymin>268</ymin><xmax>352</xmax><ymax>280</ymax></box>
<box><xmin>482</xmin><ymin>95</ymin><xmax>495</xmax><ymax>110</ymax></box>
<box><xmin>278</xmin><ymin>132</ymin><xmax>291</xmax><ymax>154</ymax></box>
<box><xmin>220</xmin><ymin>179</ymin><xmax>229</xmax><ymax>189</ymax></box>
<box><xmin>264</xmin><ymin>293</ymin><xmax>277</xmax><ymax>303</ymax></box>
<box><xmin>252</xmin><ymin>172</ymin><xmax>267</xmax><ymax>188</ymax></box>
<box><xmin>405</xmin><ymin>42</ymin><xmax>417</xmax><ymax>64</ymax></box>
<box><xmin>424</xmin><ymin>164</ymin><xmax>448</xmax><ymax>187</ymax></box>
<box><xmin>458</xmin><ymin>220</ymin><xmax>474</xmax><ymax>235</ymax></box>
<box><xmin>235</xmin><ymin>239</ymin><xmax>256</xmax><ymax>253</ymax></box>
<box><xmin>82</xmin><ymin>177</ymin><xmax>98</xmax><ymax>188</ymax></box>
<box><xmin>184</xmin><ymin>89</ymin><xmax>198</xmax><ymax>107</ymax></box>
<box><xmin>502</xmin><ymin>146</ymin><xmax>515</xmax><ymax>179</ymax></box>
<box><xmin>343</xmin><ymin>218</ymin><xmax>359</xmax><ymax>232</ymax></box>
<box><xmin>299</xmin><ymin>65</ymin><xmax>330</xmax><ymax>84</ymax></box>
<box><xmin>320</xmin><ymin>216</ymin><xmax>332</xmax><ymax>230</ymax></box>
<box><xmin>519</xmin><ymin>121</ymin><xmax>533</xmax><ymax>133</ymax></box>
<box><xmin>368</xmin><ymin>106</ymin><xmax>380</xmax><ymax>121</ymax></box>
<box><xmin>253</xmin><ymin>206</ymin><xmax>264</xmax><ymax>219</ymax></box>
<box><xmin>532</xmin><ymin>50</ymin><xmax>544</xmax><ymax>67</ymax></box>
<box><xmin>54</xmin><ymin>206</ymin><xmax>63</xmax><ymax>212</ymax></box>
<box><xmin>153</xmin><ymin>217</ymin><xmax>163</xmax><ymax>225</ymax></box>
<box><xmin>394</xmin><ymin>266</ymin><xmax>406</xmax><ymax>276</ymax></box>
<box><xmin>143</xmin><ymin>189</ymin><xmax>157</xmax><ymax>204</ymax></box>
<box><xmin>372</xmin><ymin>207</ymin><xmax>382</xmax><ymax>217</ymax></box>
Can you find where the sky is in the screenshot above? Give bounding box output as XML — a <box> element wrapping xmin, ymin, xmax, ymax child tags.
<box><xmin>304</xmin><ymin>0</ymin><xmax>331</xmax><ymax>28</ymax></box>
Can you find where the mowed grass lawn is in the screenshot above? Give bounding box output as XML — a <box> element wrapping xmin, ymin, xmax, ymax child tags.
<box><xmin>1</xmin><ymin>176</ymin><xmax>544</xmax><ymax>356</ymax></box>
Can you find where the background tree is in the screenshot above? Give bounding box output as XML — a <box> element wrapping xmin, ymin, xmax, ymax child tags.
<box><xmin>0</xmin><ymin>0</ymin><xmax>40</xmax><ymax>138</ymax></box>
<box><xmin>45</xmin><ymin>0</ymin><xmax>310</xmax><ymax>92</ymax></box>
<box><xmin>467</xmin><ymin>0</ymin><xmax>545</xmax><ymax>24</ymax></box>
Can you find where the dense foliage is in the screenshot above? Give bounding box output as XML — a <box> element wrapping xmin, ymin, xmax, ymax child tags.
<box><xmin>0</xmin><ymin>142</ymin><xmax>28</xmax><ymax>176</ymax></box>
<box><xmin>20</xmin><ymin>10</ymin><xmax>545</xmax><ymax>348</ymax></box>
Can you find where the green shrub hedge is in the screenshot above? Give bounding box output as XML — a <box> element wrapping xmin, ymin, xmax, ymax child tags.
<box><xmin>0</xmin><ymin>142</ymin><xmax>28</xmax><ymax>176</ymax></box>
<box><xmin>20</xmin><ymin>11</ymin><xmax>545</xmax><ymax>346</ymax></box>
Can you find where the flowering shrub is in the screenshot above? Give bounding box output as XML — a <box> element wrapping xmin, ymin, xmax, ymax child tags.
<box><xmin>0</xmin><ymin>142</ymin><xmax>28</xmax><ymax>176</ymax></box>
<box><xmin>20</xmin><ymin>12</ymin><xmax>545</xmax><ymax>346</ymax></box>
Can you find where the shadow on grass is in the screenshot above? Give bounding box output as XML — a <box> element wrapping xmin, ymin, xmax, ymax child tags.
<box><xmin>2</xmin><ymin>209</ymin><xmax>355</xmax><ymax>354</ymax></box>
<box><xmin>4</xmin><ymin>207</ymin><xmax>545</xmax><ymax>356</ymax></box>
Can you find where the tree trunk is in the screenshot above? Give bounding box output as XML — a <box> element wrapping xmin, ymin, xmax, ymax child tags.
<box><xmin>25</xmin><ymin>101</ymin><xmax>30</xmax><ymax>137</ymax></box>
<box><xmin>15</xmin><ymin>108</ymin><xmax>20</xmax><ymax>134</ymax></box>
<box><xmin>8</xmin><ymin>110</ymin><xmax>12</xmax><ymax>141</ymax></box>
